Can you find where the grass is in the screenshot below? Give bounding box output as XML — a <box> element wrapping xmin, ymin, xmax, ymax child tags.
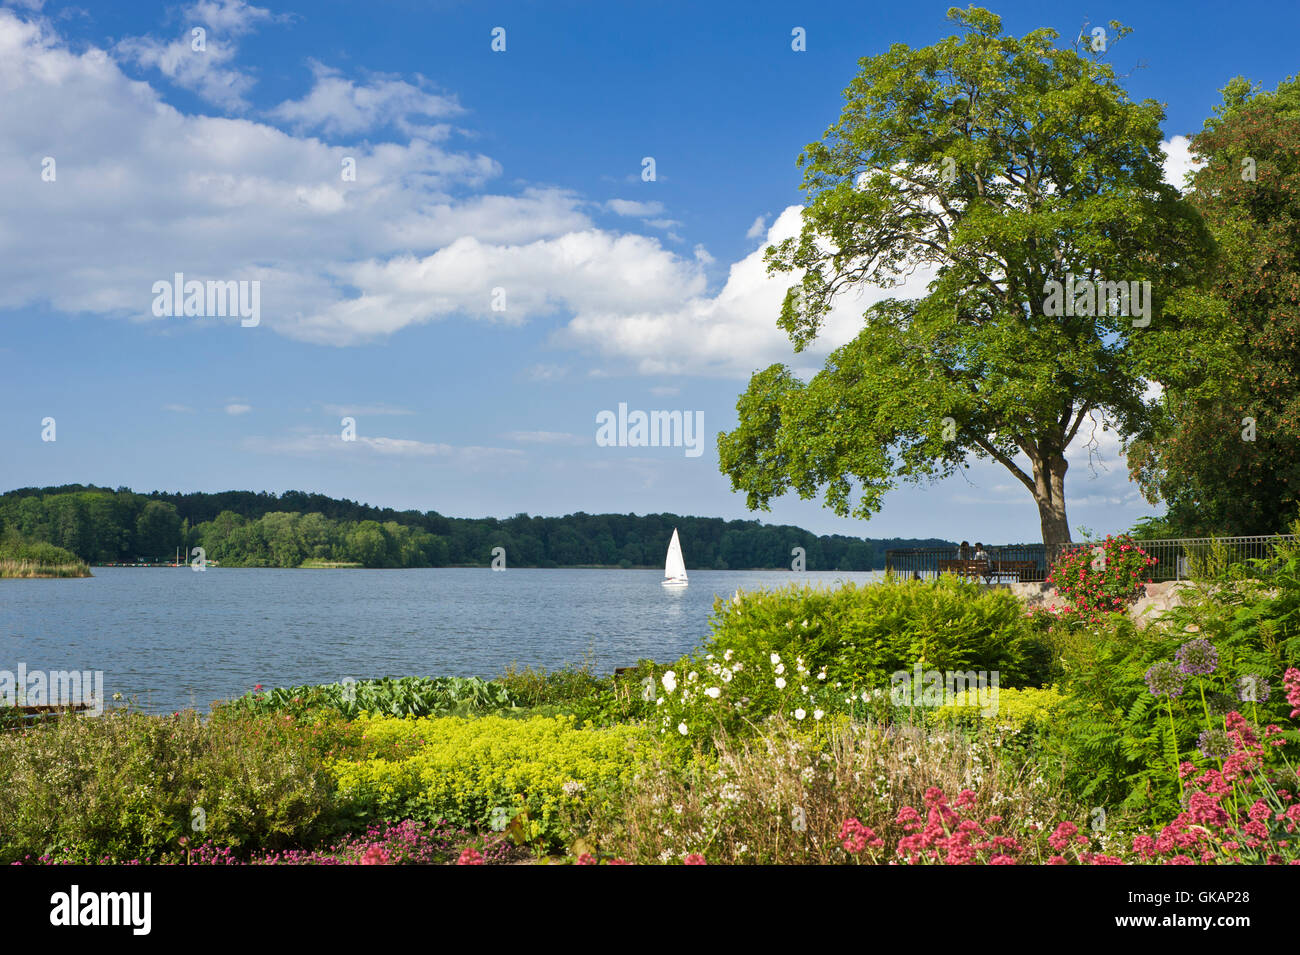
<box><xmin>0</xmin><ymin>536</ymin><xmax>92</xmax><ymax>578</ymax></box>
<box><xmin>0</xmin><ymin>558</ymin><xmax>91</xmax><ymax>578</ymax></box>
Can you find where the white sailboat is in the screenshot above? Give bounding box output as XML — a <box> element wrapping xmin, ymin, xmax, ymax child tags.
<box><xmin>662</xmin><ymin>528</ymin><xmax>689</xmax><ymax>587</ymax></box>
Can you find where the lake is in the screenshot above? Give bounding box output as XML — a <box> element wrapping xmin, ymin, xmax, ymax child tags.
<box><xmin>0</xmin><ymin>567</ymin><xmax>882</xmax><ymax>713</ymax></box>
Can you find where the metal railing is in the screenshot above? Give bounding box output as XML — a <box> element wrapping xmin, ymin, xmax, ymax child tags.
<box><xmin>886</xmin><ymin>535</ymin><xmax>1297</xmax><ymax>583</ymax></box>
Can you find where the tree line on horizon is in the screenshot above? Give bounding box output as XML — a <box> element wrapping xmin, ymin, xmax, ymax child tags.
<box><xmin>0</xmin><ymin>485</ymin><xmax>952</xmax><ymax>570</ymax></box>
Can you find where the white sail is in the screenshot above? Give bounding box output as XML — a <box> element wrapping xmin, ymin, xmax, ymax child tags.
<box><xmin>663</xmin><ymin>528</ymin><xmax>688</xmax><ymax>585</ymax></box>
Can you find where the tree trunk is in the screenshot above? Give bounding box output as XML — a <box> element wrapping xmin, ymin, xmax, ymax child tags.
<box><xmin>1033</xmin><ymin>452</ymin><xmax>1072</xmax><ymax>560</ymax></box>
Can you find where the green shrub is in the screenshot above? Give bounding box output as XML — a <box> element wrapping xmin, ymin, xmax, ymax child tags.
<box><xmin>0</xmin><ymin>710</ymin><xmax>343</xmax><ymax>863</ymax></box>
<box><xmin>931</xmin><ymin>685</ymin><xmax>1065</xmax><ymax>734</ymax></box>
<box><xmin>328</xmin><ymin>714</ymin><xmax>647</xmax><ymax>845</ymax></box>
<box><xmin>218</xmin><ymin>675</ymin><xmax>518</xmax><ymax>720</ymax></box>
<box><xmin>704</xmin><ymin>576</ymin><xmax>1055</xmax><ymax>691</ymax></box>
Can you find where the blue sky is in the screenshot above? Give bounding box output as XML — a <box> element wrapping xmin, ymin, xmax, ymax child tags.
<box><xmin>1</xmin><ymin>0</ymin><xmax>1296</xmax><ymax>543</ymax></box>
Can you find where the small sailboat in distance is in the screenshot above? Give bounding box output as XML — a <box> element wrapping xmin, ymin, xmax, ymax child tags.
<box><xmin>662</xmin><ymin>528</ymin><xmax>689</xmax><ymax>587</ymax></box>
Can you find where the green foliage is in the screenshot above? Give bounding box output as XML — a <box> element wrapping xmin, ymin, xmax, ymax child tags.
<box><xmin>0</xmin><ymin>533</ymin><xmax>90</xmax><ymax>577</ymax></box>
<box><xmin>218</xmin><ymin>676</ymin><xmax>518</xmax><ymax>721</ymax></box>
<box><xmin>1128</xmin><ymin>74</ymin><xmax>1300</xmax><ymax>535</ymax></box>
<box><xmin>930</xmin><ymin>686</ymin><xmax>1065</xmax><ymax>744</ymax></box>
<box><xmin>0</xmin><ymin>710</ymin><xmax>346</xmax><ymax>863</ymax></box>
<box><xmin>329</xmin><ymin>714</ymin><xmax>647</xmax><ymax>846</ymax></box>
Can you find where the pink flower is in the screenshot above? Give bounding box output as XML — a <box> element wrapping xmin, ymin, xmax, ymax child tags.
<box><xmin>839</xmin><ymin>818</ymin><xmax>884</xmax><ymax>854</ymax></box>
<box><xmin>457</xmin><ymin>847</ymin><xmax>483</xmax><ymax>865</ymax></box>
<box><xmin>360</xmin><ymin>846</ymin><xmax>390</xmax><ymax>865</ymax></box>
<box><xmin>1048</xmin><ymin>821</ymin><xmax>1078</xmax><ymax>851</ymax></box>
<box><xmin>683</xmin><ymin>853</ymin><xmax>707</xmax><ymax>865</ymax></box>
<box><xmin>576</xmin><ymin>853</ymin><xmax>596</xmax><ymax>866</ymax></box>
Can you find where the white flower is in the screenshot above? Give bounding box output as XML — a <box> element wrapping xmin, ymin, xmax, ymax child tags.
<box><xmin>817</xmin><ymin>670</ymin><xmax>827</xmax><ymax>681</ymax></box>
<box><xmin>724</xmin><ymin>649</ymin><xmax>734</xmax><ymax>662</ymax></box>
<box><xmin>688</xmin><ymin>671</ymin><xmax>698</xmax><ymax>683</ymax></box>
<box><xmin>801</xmin><ymin>619</ymin><xmax>808</xmax><ymax>628</ymax></box>
<box><xmin>721</xmin><ymin>669</ymin><xmax>733</xmax><ymax>683</ymax></box>
<box><xmin>705</xmin><ymin>686</ymin><xmax>721</xmax><ymax>699</ymax></box>
<box><xmin>705</xmin><ymin>653</ymin><xmax>714</xmax><ymax>660</ymax></box>
<box><xmin>775</xmin><ymin>677</ymin><xmax>787</xmax><ymax>689</ymax></box>
<box><xmin>775</xmin><ymin>662</ymin><xmax>786</xmax><ymax>675</ymax></box>
<box><xmin>678</xmin><ymin>722</ymin><xmax>688</xmax><ymax>735</ymax></box>
<box><xmin>795</xmin><ymin>708</ymin><xmax>806</xmax><ymax>720</ymax></box>
<box><xmin>814</xmin><ymin>709</ymin><xmax>824</xmax><ymax>720</ymax></box>
<box><xmin>661</xmin><ymin>671</ymin><xmax>678</xmax><ymax>693</ymax></box>
<box><xmin>732</xmin><ymin>661</ymin><xmax>743</xmax><ymax>672</ymax></box>
<box><xmin>801</xmin><ymin>685</ymin><xmax>808</xmax><ymax>694</ymax></box>
<box><xmin>656</xmin><ymin>697</ymin><xmax>664</xmax><ymax>706</ymax></box>
<box><xmin>770</xmin><ymin>652</ymin><xmax>781</xmax><ymax>665</ymax></box>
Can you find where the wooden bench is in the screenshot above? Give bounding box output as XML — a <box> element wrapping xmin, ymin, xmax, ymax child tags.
<box><xmin>938</xmin><ymin>559</ymin><xmax>1043</xmax><ymax>582</ymax></box>
<box><xmin>938</xmin><ymin>559</ymin><xmax>989</xmax><ymax>579</ymax></box>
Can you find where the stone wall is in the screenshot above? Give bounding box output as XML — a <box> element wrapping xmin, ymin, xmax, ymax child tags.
<box><xmin>1008</xmin><ymin>580</ymin><xmax>1190</xmax><ymax>626</ymax></box>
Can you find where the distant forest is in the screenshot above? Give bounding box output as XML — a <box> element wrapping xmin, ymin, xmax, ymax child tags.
<box><xmin>0</xmin><ymin>484</ymin><xmax>952</xmax><ymax>570</ymax></box>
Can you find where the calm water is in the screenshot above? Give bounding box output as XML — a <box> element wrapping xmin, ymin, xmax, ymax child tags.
<box><xmin>0</xmin><ymin>567</ymin><xmax>881</xmax><ymax>713</ymax></box>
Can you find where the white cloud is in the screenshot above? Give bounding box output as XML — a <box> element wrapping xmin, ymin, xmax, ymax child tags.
<box><xmin>269</xmin><ymin>60</ymin><xmax>462</xmax><ymax>137</ymax></box>
<box><xmin>605</xmin><ymin>199</ymin><xmax>664</xmax><ymax>217</ymax></box>
<box><xmin>523</xmin><ymin>363</ymin><xmax>569</xmax><ymax>382</ymax></box>
<box><xmin>162</xmin><ymin>403</ymin><xmax>195</xmax><ymax>413</ymax></box>
<box><xmin>115</xmin><ymin>0</ymin><xmax>274</xmax><ymax>111</ymax></box>
<box><xmin>556</xmin><ymin>205</ymin><xmax>936</xmax><ymax>377</ymax></box>
<box><xmin>745</xmin><ymin>214</ymin><xmax>768</xmax><ymax>239</ymax></box>
<box><xmin>242</xmin><ymin>431</ymin><xmax>524</xmax><ymax>464</ymax></box>
<box><xmin>0</xmin><ymin>11</ymin><xmax>919</xmax><ymax>379</ymax></box>
<box><xmin>225</xmin><ymin>403</ymin><xmax>252</xmax><ymax>415</ymax></box>
<box><xmin>1162</xmin><ymin>135</ymin><xmax>1204</xmax><ymax>192</ymax></box>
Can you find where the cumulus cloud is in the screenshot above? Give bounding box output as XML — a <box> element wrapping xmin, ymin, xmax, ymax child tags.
<box><xmin>269</xmin><ymin>60</ymin><xmax>462</xmax><ymax>137</ymax></box>
<box><xmin>555</xmin><ymin>206</ymin><xmax>936</xmax><ymax>377</ymax></box>
<box><xmin>115</xmin><ymin>0</ymin><xmax>274</xmax><ymax>111</ymax></box>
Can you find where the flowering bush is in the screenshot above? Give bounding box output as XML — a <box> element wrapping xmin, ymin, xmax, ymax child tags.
<box><xmin>840</xmin><ymin>679</ymin><xmax>1300</xmax><ymax>865</ymax></box>
<box><xmin>328</xmin><ymin>714</ymin><xmax>646</xmax><ymax>846</ymax></box>
<box><xmin>1046</xmin><ymin>534</ymin><xmax>1157</xmax><ymax>623</ymax></box>
<box><xmin>13</xmin><ymin>820</ymin><xmax>525</xmax><ymax>865</ymax></box>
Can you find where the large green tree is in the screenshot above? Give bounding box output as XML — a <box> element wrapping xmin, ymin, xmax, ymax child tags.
<box><xmin>1127</xmin><ymin>76</ymin><xmax>1300</xmax><ymax>534</ymax></box>
<box><xmin>718</xmin><ymin>7</ymin><xmax>1211</xmax><ymax>549</ymax></box>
